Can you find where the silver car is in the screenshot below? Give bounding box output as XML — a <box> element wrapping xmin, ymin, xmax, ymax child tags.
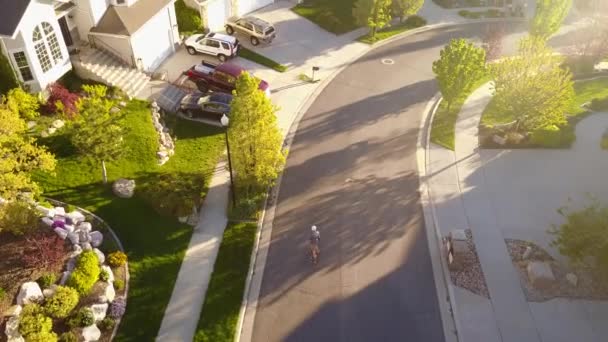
<box><xmin>225</xmin><ymin>16</ymin><xmax>276</xmax><ymax>46</ymax></box>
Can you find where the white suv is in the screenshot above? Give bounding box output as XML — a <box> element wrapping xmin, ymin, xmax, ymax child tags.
<box><xmin>184</xmin><ymin>33</ymin><xmax>240</xmax><ymax>62</ymax></box>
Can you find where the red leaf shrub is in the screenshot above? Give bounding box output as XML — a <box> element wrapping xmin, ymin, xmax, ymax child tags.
<box><xmin>44</xmin><ymin>83</ymin><xmax>79</xmax><ymax>118</ymax></box>
<box><xmin>22</xmin><ymin>233</ymin><xmax>67</xmax><ymax>269</ymax></box>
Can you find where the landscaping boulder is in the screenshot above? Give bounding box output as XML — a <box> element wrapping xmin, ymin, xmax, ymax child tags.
<box><xmin>54</xmin><ymin>227</ymin><xmax>68</xmax><ymax>240</ymax></box>
<box><xmin>27</xmin><ymin>121</ymin><xmax>37</xmax><ymax>129</ymax></box>
<box><xmin>4</xmin><ymin>315</ymin><xmax>23</xmax><ymax>342</ymax></box>
<box><xmin>82</xmin><ymin>242</ymin><xmax>93</xmax><ymax>251</ymax></box>
<box><xmin>43</xmin><ymin>285</ymin><xmax>57</xmax><ymax>298</ymax></box>
<box><xmin>112</xmin><ymin>179</ymin><xmax>135</xmax><ymax>199</ymax></box>
<box><xmin>40</xmin><ymin>130</ymin><xmax>49</xmax><ymax>138</ymax></box>
<box><xmin>54</xmin><ymin>207</ymin><xmax>66</xmax><ymax>216</ymax></box>
<box><xmin>82</xmin><ymin>324</ymin><xmax>101</xmax><ymax>342</ymax></box>
<box><xmin>99</xmin><ymin>282</ymin><xmax>115</xmax><ymax>303</ymax></box>
<box><xmin>48</xmin><ymin>127</ymin><xmax>57</xmax><ymax>135</ymax></box>
<box><xmin>16</xmin><ymin>282</ymin><xmax>43</xmax><ymax>305</ymax></box>
<box><xmin>69</xmin><ymin>244</ymin><xmax>83</xmax><ymax>258</ymax></box>
<box><xmin>93</xmin><ymin>248</ymin><xmax>105</xmax><ymax>264</ymax></box>
<box><xmin>64</xmin><ymin>224</ymin><xmax>75</xmax><ymax>233</ymax></box>
<box><xmin>36</xmin><ymin>205</ymin><xmax>55</xmax><ymax>217</ymax></box>
<box><xmin>67</xmin><ymin>232</ymin><xmax>79</xmax><ymax>245</ymax></box>
<box><xmin>66</xmin><ymin>210</ymin><xmax>86</xmax><ymax>224</ymax></box>
<box><xmin>41</xmin><ymin>217</ymin><xmax>54</xmax><ymax>227</ymax></box>
<box><xmin>66</xmin><ymin>257</ymin><xmax>77</xmax><ymax>272</ymax></box>
<box><xmin>90</xmin><ymin>231</ymin><xmax>103</xmax><ymax>247</ymax></box>
<box><xmin>101</xmin><ymin>265</ymin><xmax>114</xmax><ymax>283</ymax></box>
<box><xmin>90</xmin><ymin>303</ymin><xmax>109</xmax><ymax>322</ymax></box>
<box><xmin>492</xmin><ymin>134</ymin><xmax>507</xmax><ymax>145</ymax></box>
<box><xmin>110</xmin><ymin>106</ymin><xmax>121</xmax><ymax>114</ymax></box>
<box><xmin>527</xmin><ymin>261</ymin><xmax>555</xmax><ymax>290</ymax></box>
<box><xmin>78</xmin><ymin>222</ymin><xmax>92</xmax><ymax>233</ymax></box>
<box><xmin>79</xmin><ymin>230</ymin><xmax>91</xmax><ymax>244</ymax></box>
<box><xmin>59</xmin><ymin>271</ymin><xmax>71</xmax><ymax>285</ymax></box>
<box><xmin>52</xmin><ymin>119</ymin><xmax>65</xmax><ymax>129</ymax></box>
<box><xmin>3</xmin><ymin>305</ymin><xmax>22</xmax><ymax>317</ymax></box>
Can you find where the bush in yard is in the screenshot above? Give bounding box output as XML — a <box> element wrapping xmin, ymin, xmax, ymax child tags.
<box><xmin>0</xmin><ymin>46</ymin><xmax>18</xmax><ymax>96</ymax></box>
<box><xmin>590</xmin><ymin>96</ymin><xmax>608</xmax><ymax>112</ymax></box>
<box><xmin>43</xmin><ymin>83</ymin><xmax>79</xmax><ymax>118</ymax></box>
<box><xmin>44</xmin><ymin>286</ymin><xmax>79</xmax><ymax>318</ymax></box>
<box><xmin>37</xmin><ymin>272</ymin><xmax>58</xmax><ymax>288</ymax></box>
<box><xmin>404</xmin><ymin>15</ymin><xmax>426</xmax><ymax>27</ymax></box>
<box><xmin>23</xmin><ymin>233</ymin><xmax>66</xmax><ymax>269</ymax></box>
<box><xmin>99</xmin><ymin>317</ymin><xmax>116</xmax><ymax>331</ymax></box>
<box><xmin>113</xmin><ymin>279</ymin><xmax>125</xmax><ymax>291</ymax></box>
<box><xmin>67</xmin><ymin>250</ymin><xmax>101</xmax><ymax>295</ymax></box>
<box><xmin>529</xmin><ymin>124</ymin><xmax>563</xmax><ymax>147</ymax></box>
<box><xmin>109</xmin><ymin>297</ymin><xmax>126</xmax><ymax>318</ymax></box>
<box><xmin>100</xmin><ymin>269</ymin><xmax>110</xmax><ymax>282</ymax></box>
<box><xmin>67</xmin><ymin>307</ymin><xmax>95</xmax><ymax>328</ymax></box>
<box><xmin>19</xmin><ymin>304</ymin><xmax>53</xmax><ymax>338</ymax></box>
<box><xmin>138</xmin><ymin>172</ymin><xmax>204</xmax><ymax>217</ymax></box>
<box><xmin>550</xmin><ymin>197</ymin><xmax>608</xmax><ymax>276</ymax></box>
<box><xmin>0</xmin><ymin>200</ymin><xmax>41</xmax><ymax>236</ymax></box>
<box><xmin>175</xmin><ymin>0</ymin><xmax>202</xmax><ymax>33</ymax></box>
<box><xmin>107</xmin><ymin>251</ymin><xmax>127</xmax><ymax>268</ymax></box>
<box><xmin>24</xmin><ymin>330</ymin><xmax>58</xmax><ymax>342</ymax></box>
<box><xmin>391</xmin><ymin>0</ymin><xmax>424</xmax><ymax>22</ymax></box>
<box><xmin>5</xmin><ymin>87</ymin><xmax>40</xmax><ymax>120</ymax></box>
<box><xmin>58</xmin><ymin>332</ymin><xmax>78</xmax><ymax>342</ymax></box>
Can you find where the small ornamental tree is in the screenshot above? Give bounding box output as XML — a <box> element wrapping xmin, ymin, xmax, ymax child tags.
<box><xmin>432</xmin><ymin>38</ymin><xmax>486</xmax><ymax>111</ymax></box>
<box><xmin>44</xmin><ymin>83</ymin><xmax>79</xmax><ymax>118</ymax></box>
<box><xmin>391</xmin><ymin>0</ymin><xmax>424</xmax><ymax>22</ymax></box>
<box><xmin>353</xmin><ymin>0</ymin><xmax>393</xmax><ymax>38</ymax></box>
<box><xmin>70</xmin><ymin>85</ymin><xmax>125</xmax><ymax>183</ymax></box>
<box><xmin>530</xmin><ymin>0</ymin><xmax>572</xmax><ymax>39</ymax></box>
<box><xmin>490</xmin><ymin>36</ymin><xmax>574</xmax><ymax>132</ymax></box>
<box><xmin>228</xmin><ymin>73</ymin><xmax>286</xmax><ymax>201</ymax></box>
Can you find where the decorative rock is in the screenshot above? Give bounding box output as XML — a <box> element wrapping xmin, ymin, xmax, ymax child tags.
<box><xmin>110</xmin><ymin>106</ymin><xmax>121</xmax><ymax>114</ymax></box>
<box><xmin>99</xmin><ymin>282</ymin><xmax>115</xmax><ymax>303</ymax></box>
<box><xmin>101</xmin><ymin>265</ymin><xmax>115</xmax><ymax>283</ymax></box>
<box><xmin>79</xmin><ymin>230</ymin><xmax>91</xmax><ymax>244</ymax></box>
<box><xmin>527</xmin><ymin>261</ymin><xmax>555</xmax><ymax>290</ymax></box>
<box><xmin>66</xmin><ymin>210</ymin><xmax>86</xmax><ymax>224</ymax></box>
<box><xmin>522</xmin><ymin>246</ymin><xmax>533</xmax><ymax>260</ymax></box>
<box><xmin>90</xmin><ymin>231</ymin><xmax>103</xmax><ymax>247</ymax></box>
<box><xmin>566</xmin><ymin>273</ymin><xmax>578</xmax><ymax>287</ymax></box>
<box><xmin>27</xmin><ymin>121</ymin><xmax>37</xmax><ymax>129</ymax></box>
<box><xmin>90</xmin><ymin>303</ymin><xmax>109</xmax><ymax>322</ymax></box>
<box><xmin>40</xmin><ymin>130</ymin><xmax>49</xmax><ymax>138</ymax></box>
<box><xmin>41</xmin><ymin>217</ymin><xmax>54</xmax><ymax>227</ymax></box>
<box><xmin>16</xmin><ymin>282</ymin><xmax>43</xmax><ymax>305</ymax></box>
<box><xmin>82</xmin><ymin>324</ymin><xmax>101</xmax><ymax>342</ymax></box>
<box><xmin>69</xmin><ymin>244</ymin><xmax>83</xmax><ymax>258</ymax></box>
<box><xmin>67</xmin><ymin>232</ymin><xmax>79</xmax><ymax>245</ymax></box>
<box><xmin>78</xmin><ymin>221</ymin><xmax>92</xmax><ymax>233</ymax></box>
<box><xmin>157</xmin><ymin>151</ymin><xmax>168</xmax><ymax>159</ymax></box>
<box><xmin>54</xmin><ymin>207</ymin><xmax>66</xmax><ymax>216</ymax></box>
<box><xmin>52</xmin><ymin>119</ymin><xmax>65</xmax><ymax>129</ymax></box>
<box><xmin>36</xmin><ymin>205</ymin><xmax>55</xmax><ymax>217</ymax></box>
<box><xmin>59</xmin><ymin>271</ymin><xmax>71</xmax><ymax>285</ymax></box>
<box><xmin>93</xmin><ymin>248</ymin><xmax>105</xmax><ymax>264</ymax></box>
<box><xmin>48</xmin><ymin>127</ymin><xmax>57</xmax><ymax>135</ymax></box>
<box><xmin>54</xmin><ymin>227</ymin><xmax>68</xmax><ymax>240</ymax></box>
<box><xmin>5</xmin><ymin>315</ymin><xmax>23</xmax><ymax>342</ymax></box>
<box><xmin>43</xmin><ymin>285</ymin><xmax>57</xmax><ymax>298</ymax></box>
<box><xmin>112</xmin><ymin>178</ymin><xmax>136</xmax><ymax>199</ymax></box>
<box><xmin>52</xmin><ymin>220</ymin><xmax>65</xmax><ymax>229</ymax></box>
<box><xmin>3</xmin><ymin>305</ymin><xmax>22</xmax><ymax>317</ymax></box>
<box><xmin>64</xmin><ymin>224</ymin><xmax>75</xmax><ymax>233</ymax></box>
<box><xmin>492</xmin><ymin>134</ymin><xmax>507</xmax><ymax>145</ymax></box>
<box><xmin>66</xmin><ymin>257</ymin><xmax>77</xmax><ymax>272</ymax></box>
<box><xmin>508</xmin><ymin>132</ymin><xmax>525</xmax><ymax>144</ymax></box>
<box><xmin>119</xmin><ymin>101</ymin><xmax>127</xmax><ymax>107</ymax></box>
<box><xmin>81</xmin><ymin>242</ymin><xmax>92</xmax><ymax>251</ymax></box>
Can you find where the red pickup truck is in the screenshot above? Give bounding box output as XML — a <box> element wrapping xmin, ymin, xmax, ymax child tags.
<box><xmin>184</xmin><ymin>61</ymin><xmax>270</xmax><ymax>96</ymax></box>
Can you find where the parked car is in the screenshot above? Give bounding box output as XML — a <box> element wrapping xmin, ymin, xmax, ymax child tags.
<box><xmin>184</xmin><ymin>32</ymin><xmax>239</xmax><ymax>62</ymax></box>
<box><xmin>225</xmin><ymin>16</ymin><xmax>276</xmax><ymax>46</ymax></box>
<box><xmin>184</xmin><ymin>61</ymin><xmax>270</xmax><ymax>96</ymax></box>
<box><xmin>179</xmin><ymin>92</ymin><xmax>233</xmax><ymax>119</ymax></box>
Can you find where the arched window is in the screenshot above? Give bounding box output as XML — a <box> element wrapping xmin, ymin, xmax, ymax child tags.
<box><xmin>32</xmin><ymin>22</ymin><xmax>63</xmax><ymax>73</ymax></box>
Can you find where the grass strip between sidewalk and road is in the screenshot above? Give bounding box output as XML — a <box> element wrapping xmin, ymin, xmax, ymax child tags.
<box><xmin>194</xmin><ymin>222</ymin><xmax>257</xmax><ymax>342</ymax></box>
<box><xmin>431</xmin><ymin>77</ymin><xmax>491</xmax><ymax>150</ymax></box>
<box><xmin>357</xmin><ymin>17</ymin><xmax>427</xmax><ymax>44</ymax></box>
<box><xmin>238</xmin><ymin>47</ymin><xmax>287</xmax><ymax>73</ymax></box>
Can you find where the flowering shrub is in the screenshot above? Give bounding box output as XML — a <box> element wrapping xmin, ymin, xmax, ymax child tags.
<box><xmin>66</xmin><ymin>251</ymin><xmax>100</xmax><ymax>295</ymax></box>
<box><xmin>107</xmin><ymin>251</ymin><xmax>127</xmax><ymax>267</ymax></box>
<box><xmin>109</xmin><ymin>297</ymin><xmax>126</xmax><ymax>318</ymax></box>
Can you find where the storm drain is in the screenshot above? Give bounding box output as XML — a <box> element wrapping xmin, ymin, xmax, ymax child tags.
<box><xmin>381</xmin><ymin>58</ymin><xmax>395</xmax><ymax>65</ymax></box>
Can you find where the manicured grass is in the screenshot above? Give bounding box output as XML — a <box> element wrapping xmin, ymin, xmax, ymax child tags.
<box><xmin>431</xmin><ymin>77</ymin><xmax>491</xmax><ymax>150</ymax></box>
<box><xmin>33</xmin><ymin>100</ymin><xmax>226</xmax><ymax>341</ymax></box>
<box><xmin>571</xmin><ymin>77</ymin><xmax>608</xmax><ymax>115</ymax></box>
<box><xmin>458</xmin><ymin>9</ymin><xmax>505</xmax><ymax>19</ymax></box>
<box><xmin>238</xmin><ymin>47</ymin><xmax>287</xmax><ymax>73</ymax></box>
<box><xmin>292</xmin><ymin>2</ymin><xmax>359</xmax><ymax>35</ymax></box>
<box><xmin>357</xmin><ymin>17</ymin><xmax>427</xmax><ymax>44</ymax></box>
<box><xmin>194</xmin><ymin>222</ymin><xmax>257</xmax><ymax>342</ymax></box>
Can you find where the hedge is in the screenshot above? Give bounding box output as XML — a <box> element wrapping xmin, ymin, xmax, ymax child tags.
<box><xmin>175</xmin><ymin>0</ymin><xmax>202</xmax><ymax>34</ymax></box>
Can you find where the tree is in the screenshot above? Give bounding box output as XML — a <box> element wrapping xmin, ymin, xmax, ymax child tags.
<box><xmin>0</xmin><ymin>45</ymin><xmax>19</xmax><ymax>96</ymax></box>
<box><xmin>5</xmin><ymin>87</ymin><xmax>40</xmax><ymax>120</ymax></box>
<box><xmin>490</xmin><ymin>36</ymin><xmax>574</xmax><ymax>132</ymax></box>
<box><xmin>353</xmin><ymin>0</ymin><xmax>393</xmax><ymax>38</ymax></box>
<box><xmin>530</xmin><ymin>0</ymin><xmax>572</xmax><ymax>39</ymax></box>
<box><xmin>70</xmin><ymin>85</ymin><xmax>124</xmax><ymax>184</ymax></box>
<box><xmin>432</xmin><ymin>38</ymin><xmax>486</xmax><ymax>111</ymax></box>
<box><xmin>481</xmin><ymin>23</ymin><xmax>505</xmax><ymax>62</ymax></box>
<box><xmin>228</xmin><ymin>73</ymin><xmax>286</xmax><ymax>201</ymax></box>
<box><xmin>391</xmin><ymin>0</ymin><xmax>424</xmax><ymax>22</ymax></box>
<box><xmin>0</xmin><ymin>95</ymin><xmax>56</xmax><ymax>201</ymax></box>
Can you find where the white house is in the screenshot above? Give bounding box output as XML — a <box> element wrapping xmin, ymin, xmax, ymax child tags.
<box><xmin>0</xmin><ymin>0</ymin><xmax>180</xmax><ymax>94</ymax></box>
<box><xmin>184</xmin><ymin>0</ymin><xmax>274</xmax><ymax>32</ymax></box>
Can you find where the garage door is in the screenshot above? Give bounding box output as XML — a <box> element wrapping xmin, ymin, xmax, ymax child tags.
<box><xmin>238</xmin><ymin>0</ymin><xmax>273</xmax><ymax>16</ymax></box>
<box><xmin>133</xmin><ymin>7</ymin><xmax>175</xmax><ymax>71</ymax></box>
<box><xmin>206</xmin><ymin>0</ymin><xmax>229</xmax><ymax>31</ymax></box>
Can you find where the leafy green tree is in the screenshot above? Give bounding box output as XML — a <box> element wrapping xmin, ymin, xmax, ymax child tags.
<box><xmin>530</xmin><ymin>0</ymin><xmax>572</xmax><ymax>39</ymax></box>
<box><xmin>0</xmin><ymin>98</ymin><xmax>56</xmax><ymax>201</ymax></box>
<box><xmin>5</xmin><ymin>87</ymin><xmax>40</xmax><ymax>120</ymax></box>
<box><xmin>70</xmin><ymin>85</ymin><xmax>124</xmax><ymax>184</ymax></box>
<box><xmin>392</xmin><ymin>0</ymin><xmax>424</xmax><ymax>22</ymax></box>
<box><xmin>0</xmin><ymin>45</ymin><xmax>19</xmax><ymax>96</ymax></box>
<box><xmin>228</xmin><ymin>73</ymin><xmax>286</xmax><ymax>201</ymax></box>
<box><xmin>432</xmin><ymin>38</ymin><xmax>486</xmax><ymax>111</ymax></box>
<box><xmin>490</xmin><ymin>36</ymin><xmax>574</xmax><ymax>132</ymax></box>
<box><xmin>353</xmin><ymin>0</ymin><xmax>393</xmax><ymax>38</ymax></box>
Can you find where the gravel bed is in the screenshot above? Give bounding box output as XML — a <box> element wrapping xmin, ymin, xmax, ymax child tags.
<box><xmin>449</xmin><ymin>230</ymin><xmax>490</xmax><ymax>299</ymax></box>
<box><xmin>506</xmin><ymin>239</ymin><xmax>608</xmax><ymax>302</ymax></box>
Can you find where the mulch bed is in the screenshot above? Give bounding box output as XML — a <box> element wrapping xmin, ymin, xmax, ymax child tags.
<box><xmin>449</xmin><ymin>230</ymin><xmax>490</xmax><ymax>299</ymax></box>
<box><xmin>506</xmin><ymin>239</ymin><xmax>608</xmax><ymax>302</ymax></box>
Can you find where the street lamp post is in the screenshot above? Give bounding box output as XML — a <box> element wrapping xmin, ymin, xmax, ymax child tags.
<box><xmin>221</xmin><ymin>114</ymin><xmax>237</xmax><ymax>208</ymax></box>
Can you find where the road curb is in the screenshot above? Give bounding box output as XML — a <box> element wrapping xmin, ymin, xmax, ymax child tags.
<box><xmin>235</xmin><ymin>18</ymin><xmax>526</xmax><ymax>342</ymax></box>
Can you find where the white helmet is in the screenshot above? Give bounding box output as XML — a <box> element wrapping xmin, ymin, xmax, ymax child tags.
<box><xmin>311</xmin><ymin>225</ymin><xmax>317</xmax><ymax>232</ymax></box>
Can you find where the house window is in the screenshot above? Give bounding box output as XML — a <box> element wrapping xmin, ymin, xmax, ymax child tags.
<box><xmin>32</xmin><ymin>22</ymin><xmax>63</xmax><ymax>73</ymax></box>
<box><xmin>12</xmin><ymin>51</ymin><xmax>33</xmax><ymax>81</ymax></box>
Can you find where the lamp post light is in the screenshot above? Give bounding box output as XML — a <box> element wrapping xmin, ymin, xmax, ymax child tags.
<box><xmin>221</xmin><ymin>114</ymin><xmax>237</xmax><ymax>208</ymax></box>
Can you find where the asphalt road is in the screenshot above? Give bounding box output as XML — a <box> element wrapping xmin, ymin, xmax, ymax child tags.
<box><xmin>251</xmin><ymin>23</ymin><xmax>524</xmax><ymax>342</ymax></box>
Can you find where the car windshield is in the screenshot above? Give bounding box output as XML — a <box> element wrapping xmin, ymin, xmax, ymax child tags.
<box><xmin>197</xmin><ymin>96</ymin><xmax>212</xmax><ymax>106</ymax></box>
<box><xmin>265</xmin><ymin>27</ymin><xmax>275</xmax><ymax>35</ymax></box>
<box><xmin>210</xmin><ymin>93</ymin><xmax>233</xmax><ymax>104</ymax></box>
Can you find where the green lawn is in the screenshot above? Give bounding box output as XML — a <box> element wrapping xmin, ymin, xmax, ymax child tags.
<box><xmin>292</xmin><ymin>2</ymin><xmax>359</xmax><ymax>35</ymax></box>
<box><xmin>194</xmin><ymin>222</ymin><xmax>257</xmax><ymax>342</ymax></box>
<box><xmin>431</xmin><ymin>77</ymin><xmax>491</xmax><ymax>150</ymax></box>
<box><xmin>33</xmin><ymin>100</ymin><xmax>226</xmax><ymax>341</ymax></box>
<box><xmin>238</xmin><ymin>47</ymin><xmax>287</xmax><ymax>73</ymax></box>
<box><xmin>357</xmin><ymin>17</ymin><xmax>427</xmax><ymax>44</ymax></box>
